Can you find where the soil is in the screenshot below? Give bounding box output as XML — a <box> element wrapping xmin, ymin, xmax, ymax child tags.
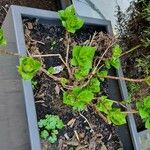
<box><xmin>23</xmin><ymin>18</ymin><xmax>123</xmax><ymax>150</ymax></box>
<box><xmin>0</xmin><ymin>0</ymin><xmax>60</xmax><ymax>26</ymax></box>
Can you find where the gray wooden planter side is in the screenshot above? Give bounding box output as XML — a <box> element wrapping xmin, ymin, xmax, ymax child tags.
<box><xmin>2</xmin><ymin>5</ymin><xmax>112</xmax><ymax>150</ymax></box>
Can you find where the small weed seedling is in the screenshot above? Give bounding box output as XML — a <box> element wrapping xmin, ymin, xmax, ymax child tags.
<box><xmin>38</xmin><ymin>115</ymin><xmax>64</xmax><ymax>143</ymax></box>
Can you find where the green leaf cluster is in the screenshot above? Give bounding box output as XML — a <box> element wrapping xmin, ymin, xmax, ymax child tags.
<box><xmin>63</xmin><ymin>77</ymin><xmax>100</xmax><ymax>110</ymax></box>
<box><xmin>17</xmin><ymin>57</ymin><xmax>41</xmax><ymax>80</ymax></box>
<box><xmin>0</xmin><ymin>29</ymin><xmax>7</xmax><ymax>45</ymax></box>
<box><xmin>86</xmin><ymin>78</ymin><xmax>100</xmax><ymax>93</ymax></box>
<box><xmin>136</xmin><ymin>96</ymin><xmax>150</xmax><ymax>129</ymax></box>
<box><xmin>58</xmin><ymin>5</ymin><xmax>84</xmax><ymax>33</ymax></box>
<box><xmin>63</xmin><ymin>87</ymin><xmax>94</xmax><ymax>110</ymax></box>
<box><xmin>96</xmin><ymin>96</ymin><xmax>126</xmax><ymax>125</ymax></box>
<box><xmin>38</xmin><ymin>114</ymin><xmax>64</xmax><ymax>143</ymax></box>
<box><xmin>105</xmin><ymin>44</ymin><xmax>122</xmax><ymax>69</ymax></box>
<box><xmin>71</xmin><ymin>45</ymin><xmax>96</xmax><ymax>80</ymax></box>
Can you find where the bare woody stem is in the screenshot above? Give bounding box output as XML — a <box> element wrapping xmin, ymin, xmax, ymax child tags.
<box><xmin>81</xmin><ymin>42</ymin><xmax>116</xmax><ymax>88</ymax></box>
<box><xmin>32</xmin><ymin>53</ymin><xmax>66</xmax><ymax>65</ymax></box>
<box><xmin>89</xmin><ymin>32</ymin><xmax>97</xmax><ymax>46</ymax></box>
<box><xmin>40</xmin><ymin>68</ymin><xmax>61</xmax><ymax>81</ymax></box>
<box><xmin>98</xmin><ymin>75</ymin><xmax>145</xmax><ymax>83</ymax></box>
<box><xmin>120</xmin><ymin>44</ymin><xmax>141</xmax><ymax>57</ymax></box>
<box><xmin>90</xmin><ymin>104</ymin><xmax>110</xmax><ymax>124</ymax></box>
<box><xmin>65</xmin><ymin>32</ymin><xmax>73</xmax><ymax>79</ymax></box>
<box><xmin>40</xmin><ymin>68</ymin><xmax>73</xmax><ymax>90</ymax></box>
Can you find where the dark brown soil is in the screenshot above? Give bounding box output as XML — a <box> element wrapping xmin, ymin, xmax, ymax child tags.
<box><xmin>0</xmin><ymin>0</ymin><xmax>60</xmax><ymax>26</ymax></box>
<box><xmin>23</xmin><ymin>18</ymin><xmax>123</xmax><ymax>150</ymax></box>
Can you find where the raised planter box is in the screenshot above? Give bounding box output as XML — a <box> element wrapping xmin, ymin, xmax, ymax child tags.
<box><xmin>1</xmin><ymin>4</ymin><xmax>140</xmax><ymax>150</ymax></box>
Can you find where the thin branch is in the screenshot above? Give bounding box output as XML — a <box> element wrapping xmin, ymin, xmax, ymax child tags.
<box><xmin>111</xmin><ymin>100</ymin><xmax>128</xmax><ymax>109</ymax></box>
<box><xmin>81</xmin><ymin>42</ymin><xmax>115</xmax><ymax>88</ymax></box>
<box><xmin>90</xmin><ymin>104</ymin><xmax>109</xmax><ymax>124</ymax></box>
<box><xmin>79</xmin><ymin>113</ymin><xmax>94</xmax><ymax>133</ymax></box>
<box><xmin>122</xmin><ymin>111</ymin><xmax>138</xmax><ymax>114</ymax></box>
<box><xmin>65</xmin><ymin>32</ymin><xmax>73</xmax><ymax>79</ymax></box>
<box><xmin>120</xmin><ymin>44</ymin><xmax>141</xmax><ymax>57</ymax></box>
<box><xmin>40</xmin><ymin>68</ymin><xmax>61</xmax><ymax>81</ymax></box>
<box><xmin>32</xmin><ymin>53</ymin><xmax>66</xmax><ymax>66</ymax></box>
<box><xmin>92</xmin><ymin>41</ymin><xmax>115</xmax><ymax>74</ymax></box>
<box><xmin>40</xmin><ymin>68</ymin><xmax>73</xmax><ymax>90</ymax></box>
<box><xmin>89</xmin><ymin>32</ymin><xmax>97</xmax><ymax>46</ymax></box>
<box><xmin>98</xmin><ymin>75</ymin><xmax>145</xmax><ymax>83</ymax></box>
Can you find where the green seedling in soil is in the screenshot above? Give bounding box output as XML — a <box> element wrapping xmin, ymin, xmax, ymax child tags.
<box><xmin>0</xmin><ymin>28</ymin><xmax>7</xmax><ymax>45</ymax></box>
<box><xmin>38</xmin><ymin>114</ymin><xmax>64</xmax><ymax>143</ymax></box>
<box><xmin>17</xmin><ymin>57</ymin><xmax>41</xmax><ymax>80</ymax></box>
<box><xmin>136</xmin><ymin>96</ymin><xmax>150</xmax><ymax>129</ymax></box>
<box><xmin>58</xmin><ymin>5</ymin><xmax>84</xmax><ymax>33</ymax></box>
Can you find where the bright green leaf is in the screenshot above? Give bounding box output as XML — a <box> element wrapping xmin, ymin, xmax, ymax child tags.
<box><xmin>58</xmin><ymin>5</ymin><xmax>84</xmax><ymax>33</ymax></box>
<box><xmin>17</xmin><ymin>57</ymin><xmax>41</xmax><ymax>80</ymax></box>
<box><xmin>86</xmin><ymin>78</ymin><xmax>100</xmax><ymax>93</ymax></box>
<box><xmin>96</xmin><ymin>96</ymin><xmax>113</xmax><ymax>114</ymax></box>
<box><xmin>107</xmin><ymin>108</ymin><xmax>126</xmax><ymax>125</ymax></box>
<box><xmin>41</xmin><ymin>130</ymin><xmax>49</xmax><ymax>139</ymax></box>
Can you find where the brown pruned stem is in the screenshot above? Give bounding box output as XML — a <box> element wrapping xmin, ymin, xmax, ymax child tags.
<box><xmin>120</xmin><ymin>44</ymin><xmax>141</xmax><ymax>57</ymax></box>
<box><xmin>32</xmin><ymin>53</ymin><xmax>66</xmax><ymax>65</ymax></box>
<box><xmin>107</xmin><ymin>100</ymin><xmax>128</xmax><ymax>109</ymax></box>
<box><xmin>40</xmin><ymin>68</ymin><xmax>61</xmax><ymax>81</ymax></box>
<box><xmin>98</xmin><ymin>75</ymin><xmax>145</xmax><ymax>83</ymax></box>
<box><xmin>92</xmin><ymin>41</ymin><xmax>116</xmax><ymax>74</ymax></box>
<box><xmin>81</xmin><ymin>41</ymin><xmax>116</xmax><ymax>88</ymax></box>
<box><xmin>122</xmin><ymin>110</ymin><xmax>138</xmax><ymax>114</ymax></box>
<box><xmin>89</xmin><ymin>31</ymin><xmax>97</xmax><ymax>46</ymax></box>
<box><xmin>90</xmin><ymin>104</ymin><xmax>110</xmax><ymax>124</ymax></box>
<box><xmin>79</xmin><ymin>113</ymin><xmax>94</xmax><ymax>133</ymax></box>
<box><xmin>32</xmin><ymin>53</ymin><xmax>73</xmax><ymax>79</ymax></box>
<box><xmin>40</xmin><ymin>68</ymin><xmax>73</xmax><ymax>90</ymax></box>
<box><xmin>65</xmin><ymin>32</ymin><xmax>73</xmax><ymax>79</ymax></box>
